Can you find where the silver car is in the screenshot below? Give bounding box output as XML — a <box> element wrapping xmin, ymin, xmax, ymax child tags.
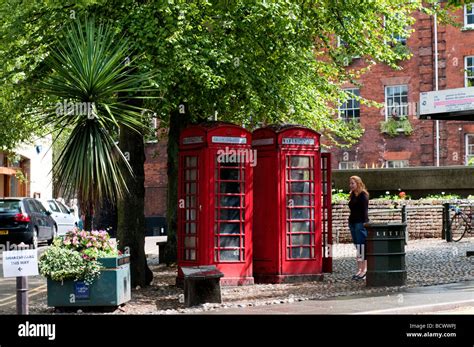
<box><xmin>41</xmin><ymin>199</ymin><xmax>77</xmax><ymax>236</ymax></box>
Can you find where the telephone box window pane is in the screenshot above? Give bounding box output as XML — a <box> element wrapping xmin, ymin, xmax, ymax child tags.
<box><xmin>291</xmin><ymin>247</ymin><xmax>310</xmax><ymax>259</ymax></box>
<box><xmin>186</xmin><ymin>223</ymin><xmax>196</xmax><ymax>234</ymax></box>
<box><xmin>219</xmin><ymin>223</ymin><xmax>240</xmax><ymax>234</ymax></box>
<box><xmin>292</xmin><ymin>234</ymin><xmax>311</xmax><ymax>246</ymax></box>
<box><xmin>220</xmin><ymin>249</ymin><xmax>240</xmax><ymax>261</ymax></box>
<box><xmin>186</xmin><ymin>157</ymin><xmax>197</xmax><ymax>167</ymax></box>
<box><xmin>186</xmin><ymin>250</ymin><xmax>196</xmax><ymax>261</ymax></box>
<box><xmin>220</xmin><ymin>169</ymin><xmax>240</xmax><ymax>180</ymax></box>
<box><xmin>220</xmin><ymin>182</ymin><xmax>241</xmax><ymax>193</ymax></box>
<box><xmin>185</xmin><ymin>169</ymin><xmax>197</xmax><ymax>181</ymax></box>
<box><xmin>186</xmin><ymin>183</ymin><xmax>196</xmax><ymax>194</ymax></box>
<box><xmin>184</xmin><ymin>236</ymin><xmax>196</xmax><ymax>248</ymax></box>
<box><xmin>220</xmin><ymin>196</ymin><xmax>241</xmax><ymax>207</ymax></box>
<box><xmin>291</xmin><ymin>221</ymin><xmax>310</xmax><ymax>232</ymax></box>
<box><xmin>186</xmin><ymin>196</ymin><xmax>196</xmax><ymax>208</ymax></box>
<box><xmin>186</xmin><ymin>209</ymin><xmax>196</xmax><ymax>221</ymax></box>
<box><xmin>290</xmin><ymin>156</ymin><xmax>310</xmax><ymax>168</ymax></box>
<box><xmin>290</xmin><ymin>169</ymin><xmax>312</xmax><ymax>180</ymax></box>
<box><xmin>290</xmin><ymin>182</ymin><xmax>311</xmax><ymax>193</ymax></box>
<box><xmin>288</xmin><ymin>195</ymin><xmax>310</xmax><ymax>206</ymax></box>
<box><xmin>219</xmin><ymin>236</ymin><xmax>240</xmax><ymax>248</ymax></box>
<box><xmin>220</xmin><ymin>209</ymin><xmax>240</xmax><ymax>221</ymax></box>
<box><xmin>290</xmin><ymin>208</ymin><xmax>310</xmax><ymax>219</ymax></box>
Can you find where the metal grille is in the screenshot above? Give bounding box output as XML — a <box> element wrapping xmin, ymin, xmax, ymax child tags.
<box><xmin>214</xmin><ymin>157</ymin><xmax>245</xmax><ymax>262</ymax></box>
<box><xmin>285</xmin><ymin>155</ymin><xmax>316</xmax><ymax>259</ymax></box>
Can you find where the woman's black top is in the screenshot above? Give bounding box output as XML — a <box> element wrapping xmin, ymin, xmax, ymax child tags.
<box><xmin>348</xmin><ymin>192</ymin><xmax>369</xmax><ymax>223</ymax></box>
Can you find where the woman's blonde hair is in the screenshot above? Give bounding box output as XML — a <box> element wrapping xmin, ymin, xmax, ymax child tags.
<box><xmin>350</xmin><ymin>176</ymin><xmax>369</xmax><ymax>197</ymax></box>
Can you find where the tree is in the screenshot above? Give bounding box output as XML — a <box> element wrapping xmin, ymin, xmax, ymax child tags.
<box><xmin>1</xmin><ymin>0</ymin><xmax>456</xmax><ymax>268</ymax></box>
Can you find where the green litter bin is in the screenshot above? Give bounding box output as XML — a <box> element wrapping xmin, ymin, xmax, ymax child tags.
<box><xmin>364</xmin><ymin>223</ymin><xmax>407</xmax><ymax>287</ymax></box>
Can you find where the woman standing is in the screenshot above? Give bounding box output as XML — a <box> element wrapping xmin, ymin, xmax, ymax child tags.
<box><xmin>348</xmin><ymin>176</ymin><xmax>369</xmax><ymax>280</ymax></box>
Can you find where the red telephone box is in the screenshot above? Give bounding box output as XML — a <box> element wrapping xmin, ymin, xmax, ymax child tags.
<box><xmin>252</xmin><ymin>125</ymin><xmax>323</xmax><ymax>283</ymax></box>
<box><xmin>177</xmin><ymin>122</ymin><xmax>254</xmax><ymax>286</ymax></box>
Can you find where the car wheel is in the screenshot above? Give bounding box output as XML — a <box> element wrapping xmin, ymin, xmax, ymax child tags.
<box><xmin>30</xmin><ymin>229</ymin><xmax>38</xmax><ymax>249</ymax></box>
<box><xmin>47</xmin><ymin>225</ymin><xmax>57</xmax><ymax>246</ymax></box>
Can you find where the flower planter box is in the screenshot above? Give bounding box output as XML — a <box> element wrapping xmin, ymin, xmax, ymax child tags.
<box><xmin>47</xmin><ymin>254</ymin><xmax>131</xmax><ymax>308</ymax></box>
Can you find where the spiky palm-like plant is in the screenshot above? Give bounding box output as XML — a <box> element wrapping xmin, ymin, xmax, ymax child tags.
<box><xmin>36</xmin><ymin>18</ymin><xmax>153</xmax><ymax>223</ymax></box>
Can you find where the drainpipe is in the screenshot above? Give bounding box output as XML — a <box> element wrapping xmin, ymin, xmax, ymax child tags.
<box><xmin>434</xmin><ymin>12</ymin><xmax>440</xmax><ymax>167</ymax></box>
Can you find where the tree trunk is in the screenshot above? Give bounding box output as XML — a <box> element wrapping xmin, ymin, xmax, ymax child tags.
<box><xmin>117</xmin><ymin>125</ymin><xmax>153</xmax><ymax>286</ymax></box>
<box><xmin>163</xmin><ymin>109</ymin><xmax>191</xmax><ymax>265</ymax></box>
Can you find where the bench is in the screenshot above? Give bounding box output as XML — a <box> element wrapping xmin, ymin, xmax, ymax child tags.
<box><xmin>181</xmin><ymin>265</ymin><xmax>224</xmax><ymax>307</ymax></box>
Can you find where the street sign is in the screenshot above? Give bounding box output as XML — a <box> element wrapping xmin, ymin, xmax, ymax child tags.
<box><xmin>2</xmin><ymin>249</ymin><xmax>38</xmax><ymax>278</ymax></box>
<box><xmin>419</xmin><ymin>87</ymin><xmax>474</xmax><ymax>119</ymax></box>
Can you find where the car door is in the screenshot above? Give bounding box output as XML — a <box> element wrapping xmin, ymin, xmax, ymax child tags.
<box><xmin>31</xmin><ymin>199</ymin><xmax>52</xmax><ymax>240</ymax></box>
<box><xmin>46</xmin><ymin>200</ymin><xmax>64</xmax><ymax>234</ymax></box>
<box><xmin>56</xmin><ymin>201</ymin><xmax>76</xmax><ymax>233</ymax></box>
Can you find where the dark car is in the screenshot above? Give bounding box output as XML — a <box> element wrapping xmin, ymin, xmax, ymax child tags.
<box><xmin>0</xmin><ymin>198</ymin><xmax>56</xmax><ymax>249</ymax></box>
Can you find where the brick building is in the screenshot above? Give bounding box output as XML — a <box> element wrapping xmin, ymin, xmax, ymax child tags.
<box><xmin>331</xmin><ymin>5</ymin><xmax>474</xmax><ymax>170</ymax></box>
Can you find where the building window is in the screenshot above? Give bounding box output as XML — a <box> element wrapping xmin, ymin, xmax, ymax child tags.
<box><xmin>465</xmin><ymin>4</ymin><xmax>474</xmax><ymax>28</ymax></box>
<box><xmin>386</xmin><ymin>160</ymin><xmax>409</xmax><ymax>168</ymax></box>
<box><xmin>385</xmin><ymin>85</ymin><xmax>408</xmax><ymax>120</ymax></box>
<box><xmin>466</xmin><ymin>134</ymin><xmax>474</xmax><ymax>165</ymax></box>
<box><xmin>338</xmin><ymin>161</ymin><xmax>359</xmax><ymax>170</ymax></box>
<box><xmin>465</xmin><ymin>56</ymin><xmax>474</xmax><ymax>87</ymax></box>
<box><xmin>339</xmin><ymin>88</ymin><xmax>360</xmax><ymax>121</ymax></box>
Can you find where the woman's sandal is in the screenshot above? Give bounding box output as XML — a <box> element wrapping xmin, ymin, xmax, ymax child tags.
<box><xmin>357</xmin><ymin>273</ymin><xmax>366</xmax><ymax>280</ymax></box>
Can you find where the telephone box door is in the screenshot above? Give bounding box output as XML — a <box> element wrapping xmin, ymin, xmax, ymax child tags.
<box><xmin>281</xmin><ymin>152</ymin><xmax>322</xmax><ymax>274</ymax></box>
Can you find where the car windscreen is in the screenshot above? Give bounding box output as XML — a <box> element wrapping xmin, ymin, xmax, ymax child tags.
<box><xmin>47</xmin><ymin>200</ymin><xmax>61</xmax><ymax>213</ymax></box>
<box><xmin>0</xmin><ymin>200</ymin><xmax>21</xmax><ymax>213</ymax></box>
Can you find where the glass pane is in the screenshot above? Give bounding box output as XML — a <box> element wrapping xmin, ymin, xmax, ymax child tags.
<box><xmin>186</xmin><ymin>209</ymin><xmax>196</xmax><ymax>221</ymax></box>
<box><xmin>219</xmin><ymin>237</ymin><xmax>240</xmax><ymax>248</ymax></box>
<box><xmin>186</xmin><ymin>183</ymin><xmax>196</xmax><ymax>194</ymax></box>
<box><xmin>185</xmin><ymin>169</ymin><xmax>197</xmax><ymax>181</ymax></box>
<box><xmin>220</xmin><ymin>182</ymin><xmax>241</xmax><ymax>193</ymax></box>
<box><xmin>291</xmin><ymin>221</ymin><xmax>311</xmax><ymax>232</ymax></box>
<box><xmin>220</xmin><ymin>169</ymin><xmax>240</xmax><ymax>180</ymax></box>
<box><xmin>291</xmin><ymin>247</ymin><xmax>310</xmax><ymax>259</ymax></box>
<box><xmin>184</xmin><ymin>236</ymin><xmax>196</xmax><ymax>248</ymax></box>
<box><xmin>288</xmin><ymin>195</ymin><xmax>310</xmax><ymax>206</ymax></box>
<box><xmin>291</xmin><ymin>234</ymin><xmax>311</xmax><ymax>246</ymax></box>
<box><xmin>186</xmin><ymin>156</ymin><xmax>197</xmax><ymax>167</ymax></box>
<box><xmin>290</xmin><ymin>208</ymin><xmax>310</xmax><ymax>219</ymax></box>
<box><xmin>290</xmin><ymin>182</ymin><xmax>311</xmax><ymax>193</ymax></box>
<box><xmin>290</xmin><ymin>169</ymin><xmax>311</xmax><ymax>180</ymax></box>
<box><xmin>220</xmin><ymin>209</ymin><xmax>240</xmax><ymax>220</ymax></box>
<box><xmin>290</xmin><ymin>156</ymin><xmax>310</xmax><ymax>168</ymax></box>
<box><xmin>220</xmin><ymin>249</ymin><xmax>240</xmax><ymax>261</ymax></box>
<box><xmin>220</xmin><ymin>196</ymin><xmax>240</xmax><ymax>207</ymax></box>
<box><xmin>186</xmin><ymin>196</ymin><xmax>196</xmax><ymax>208</ymax></box>
<box><xmin>219</xmin><ymin>223</ymin><xmax>240</xmax><ymax>234</ymax></box>
<box><xmin>186</xmin><ymin>249</ymin><xmax>196</xmax><ymax>261</ymax></box>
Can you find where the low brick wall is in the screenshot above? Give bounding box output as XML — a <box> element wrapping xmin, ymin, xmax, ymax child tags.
<box><xmin>331</xmin><ymin>199</ymin><xmax>469</xmax><ymax>243</ymax></box>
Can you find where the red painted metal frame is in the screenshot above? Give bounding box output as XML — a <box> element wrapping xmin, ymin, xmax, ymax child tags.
<box><xmin>177</xmin><ymin>122</ymin><xmax>254</xmax><ymax>286</ymax></box>
<box><xmin>252</xmin><ymin>125</ymin><xmax>323</xmax><ymax>283</ymax></box>
<box><xmin>321</xmin><ymin>152</ymin><xmax>333</xmax><ymax>273</ymax></box>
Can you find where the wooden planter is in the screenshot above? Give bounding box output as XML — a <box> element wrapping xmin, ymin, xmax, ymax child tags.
<box><xmin>47</xmin><ymin>255</ymin><xmax>131</xmax><ymax>308</ymax></box>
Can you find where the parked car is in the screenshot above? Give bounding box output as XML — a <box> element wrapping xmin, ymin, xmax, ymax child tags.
<box><xmin>0</xmin><ymin>197</ymin><xmax>55</xmax><ymax>249</ymax></box>
<box><xmin>41</xmin><ymin>199</ymin><xmax>78</xmax><ymax>236</ymax></box>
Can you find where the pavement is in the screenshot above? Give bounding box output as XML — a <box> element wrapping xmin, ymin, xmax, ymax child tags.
<box><xmin>206</xmin><ymin>280</ymin><xmax>474</xmax><ymax>314</ymax></box>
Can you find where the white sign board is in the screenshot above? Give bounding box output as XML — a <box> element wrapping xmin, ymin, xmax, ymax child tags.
<box><xmin>282</xmin><ymin>137</ymin><xmax>315</xmax><ymax>145</ymax></box>
<box><xmin>2</xmin><ymin>249</ymin><xmax>38</xmax><ymax>277</ymax></box>
<box><xmin>211</xmin><ymin>136</ymin><xmax>247</xmax><ymax>144</ymax></box>
<box><xmin>420</xmin><ymin>87</ymin><xmax>474</xmax><ymax>115</ymax></box>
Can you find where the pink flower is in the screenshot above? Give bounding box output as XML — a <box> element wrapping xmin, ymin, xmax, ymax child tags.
<box><xmin>86</xmin><ymin>242</ymin><xmax>92</xmax><ymax>248</ymax></box>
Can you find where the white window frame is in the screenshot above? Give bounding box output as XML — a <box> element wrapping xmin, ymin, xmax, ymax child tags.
<box><xmin>339</xmin><ymin>88</ymin><xmax>360</xmax><ymax>121</ymax></box>
<box><xmin>384</xmin><ymin>85</ymin><xmax>409</xmax><ymax>120</ymax></box>
<box><xmin>465</xmin><ymin>56</ymin><xmax>474</xmax><ymax>87</ymax></box>
<box><xmin>385</xmin><ymin>160</ymin><xmax>409</xmax><ymax>168</ymax></box>
<box><xmin>464</xmin><ymin>3</ymin><xmax>474</xmax><ymax>28</ymax></box>
<box><xmin>466</xmin><ymin>134</ymin><xmax>474</xmax><ymax>165</ymax></box>
<box><xmin>338</xmin><ymin>161</ymin><xmax>359</xmax><ymax>170</ymax></box>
